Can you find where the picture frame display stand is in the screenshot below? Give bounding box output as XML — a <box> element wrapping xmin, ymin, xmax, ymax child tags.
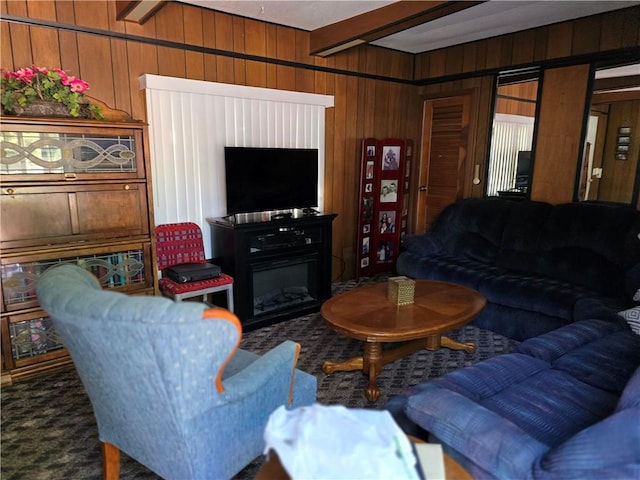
<box><xmin>355</xmin><ymin>138</ymin><xmax>413</xmax><ymax>280</ymax></box>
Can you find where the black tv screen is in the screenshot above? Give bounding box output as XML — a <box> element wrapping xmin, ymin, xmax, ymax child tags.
<box><xmin>516</xmin><ymin>150</ymin><xmax>531</xmax><ymax>176</ymax></box>
<box><xmin>225</xmin><ymin>146</ymin><xmax>319</xmax><ymax>215</ymax></box>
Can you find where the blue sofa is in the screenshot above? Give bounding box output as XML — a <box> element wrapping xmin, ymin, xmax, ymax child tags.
<box><xmin>387</xmin><ymin>198</ymin><xmax>640</xmax><ymax>479</ymax></box>
<box><xmin>397</xmin><ymin>198</ymin><xmax>640</xmax><ymax>340</ymax></box>
<box><xmin>386</xmin><ymin>319</ymin><xmax>640</xmax><ymax>479</ymax></box>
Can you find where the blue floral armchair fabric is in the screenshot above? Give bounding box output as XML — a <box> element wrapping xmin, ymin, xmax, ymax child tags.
<box><xmin>36</xmin><ymin>264</ymin><xmax>317</xmax><ymax>479</ymax></box>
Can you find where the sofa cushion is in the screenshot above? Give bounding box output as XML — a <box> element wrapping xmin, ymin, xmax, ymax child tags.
<box><xmin>517</xmin><ymin>319</ymin><xmax>623</xmax><ymax>362</ymax></box>
<box><xmin>573</xmin><ymin>297</ymin><xmax>629</xmax><ymax>325</ymax></box>
<box><xmin>496</xmin><ymin>200</ymin><xmax>552</xmax><ymax>274</ymax></box>
<box><xmin>413</xmin><ymin>353</ymin><xmax>620</xmax><ymax>446</ymax></box>
<box><xmin>425</xmin><ymin>198</ymin><xmax>514</xmax><ymax>264</ymax></box>
<box><xmin>536</xmin><ymin>203</ymin><xmax>640</xmax><ymax>297</ymax></box>
<box><xmin>478</xmin><ymin>272</ymin><xmax>591</xmax><ymax>320</ymax></box>
<box><xmin>617</xmin><ymin>367</ymin><xmax>640</xmax><ymax>411</ymax></box>
<box><xmin>518</xmin><ymin>319</ymin><xmax>640</xmax><ymax>393</ymax></box>
<box><xmin>404</xmin><ymin>366</ymin><xmax>550</xmax><ymax>480</ymax></box>
<box><xmin>395</xmin><ymin>252</ymin><xmax>502</xmax><ymax>290</ymax></box>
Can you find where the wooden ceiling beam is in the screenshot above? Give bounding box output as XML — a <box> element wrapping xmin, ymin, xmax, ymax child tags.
<box><xmin>310</xmin><ymin>0</ymin><xmax>484</xmax><ymax>57</ymax></box>
<box><xmin>116</xmin><ymin>1</ymin><xmax>166</xmax><ymax>24</ymax></box>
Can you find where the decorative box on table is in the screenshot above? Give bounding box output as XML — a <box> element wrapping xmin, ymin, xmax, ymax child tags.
<box><xmin>387</xmin><ymin>276</ymin><xmax>415</xmax><ymax>305</ymax></box>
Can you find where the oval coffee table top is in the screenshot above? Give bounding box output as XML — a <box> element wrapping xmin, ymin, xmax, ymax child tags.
<box><xmin>321</xmin><ymin>279</ymin><xmax>486</xmax><ymax>342</ymax></box>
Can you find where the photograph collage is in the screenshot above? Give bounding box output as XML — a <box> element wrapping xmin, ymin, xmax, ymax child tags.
<box><xmin>356</xmin><ymin>138</ymin><xmax>411</xmax><ymax>279</ymax></box>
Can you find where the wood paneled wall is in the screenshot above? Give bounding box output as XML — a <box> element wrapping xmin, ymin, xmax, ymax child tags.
<box><xmin>0</xmin><ymin>0</ymin><xmax>421</xmax><ymax>281</ymax></box>
<box><xmin>599</xmin><ymin>99</ymin><xmax>640</xmax><ymax>204</ymax></box>
<box><xmin>1</xmin><ymin>2</ymin><xmax>638</xmax><ymax>279</ymax></box>
<box><xmin>414</xmin><ymin>6</ymin><xmax>640</xmax><ymax>81</ymax></box>
<box><xmin>415</xmin><ymin>6</ymin><xmax>639</xmax><ymax>206</ymax></box>
<box><xmin>495</xmin><ymin>82</ymin><xmax>538</xmax><ymax>117</ymax></box>
<box><xmin>532</xmin><ymin>64</ymin><xmax>591</xmax><ymax>203</ymax></box>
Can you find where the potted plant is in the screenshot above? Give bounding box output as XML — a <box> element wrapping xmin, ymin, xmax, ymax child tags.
<box><xmin>1</xmin><ymin>65</ymin><xmax>104</xmax><ymax>119</ymax></box>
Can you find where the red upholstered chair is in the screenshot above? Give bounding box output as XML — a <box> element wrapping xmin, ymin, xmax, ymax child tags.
<box><xmin>155</xmin><ymin>222</ymin><xmax>234</xmax><ymax>311</ymax></box>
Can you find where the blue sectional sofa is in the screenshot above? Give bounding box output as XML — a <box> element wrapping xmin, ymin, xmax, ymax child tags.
<box><xmin>387</xmin><ymin>319</ymin><xmax>640</xmax><ymax>479</ymax></box>
<box><xmin>396</xmin><ymin>198</ymin><xmax>640</xmax><ymax>340</ymax></box>
<box><xmin>386</xmin><ymin>198</ymin><xmax>640</xmax><ymax>479</ymax></box>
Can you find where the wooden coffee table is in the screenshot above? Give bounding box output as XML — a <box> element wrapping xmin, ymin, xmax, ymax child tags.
<box><xmin>321</xmin><ymin>279</ymin><xmax>486</xmax><ymax>401</ymax></box>
<box><xmin>256</xmin><ymin>444</ymin><xmax>471</xmax><ymax>480</ymax></box>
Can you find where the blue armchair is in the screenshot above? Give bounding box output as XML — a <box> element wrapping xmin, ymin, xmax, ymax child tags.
<box><xmin>36</xmin><ymin>265</ymin><xmax>317</xmax><ymax>480</ymax></box>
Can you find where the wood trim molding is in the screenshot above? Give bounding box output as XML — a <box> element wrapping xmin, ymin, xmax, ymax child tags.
<box><xmin>115</xmin><ymin>1</ymin><xmax>166</xmax><ymax>24</ymax></box>
<box><xmin>593</xmin><ymin>75</ymin><xmax>640</xmax><ymax>92</ymax></box>
<box><xmin>310</xmin><ymin>0</ymin><xmax>484</xmax><ymax>57</ymax></box>
<box><xmin>592</xmin><ymin>90</ymin><xmax>640</xmax><ymax>104</ymax></box>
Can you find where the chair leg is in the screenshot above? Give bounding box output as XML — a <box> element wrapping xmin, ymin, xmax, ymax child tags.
<box><xmin>102</xmin><ymin>442</ymin><xmax>120</xmax><ymax>480</ymax></box>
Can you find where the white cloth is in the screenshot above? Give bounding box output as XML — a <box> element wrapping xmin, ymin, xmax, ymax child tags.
<box><xmin>264</xmin><ymin>403</ymin><xmax>419</xmax><ymax>480</ymax></box>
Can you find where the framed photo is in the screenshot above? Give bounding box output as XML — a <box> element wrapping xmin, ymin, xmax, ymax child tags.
<box><xmin>361</xmin><ymin>257</ymin><xmax>369</xmax><ymax>268</ymax></box>
<box><xmin>366</xmin><ymin>145</ymin><xmax>376</xmax><ymax>157</ymax></box>
<box><xmin>376</xmin><ymin>241</ymin><xmax>393</xmax><ymax>263</ymax></box>
<box><xmin>380</xmin><ymin>179</ymin><xmax>398</xmax><ymax>203</ymax></box>
<box><xmin>618</xmin><ymin>127</ymin><xmax>631</xmax><ymax>135</ymax></box>
<box><xmin>617</xmin><ymin>136</ymin><xmax>630</xmax><ymax>145</ymax></box>
<box><xmin>362</xmin><ymin>223</ymin><xmax>370</xmax><ymax>234</ymax></box>
<box><xmin>365</xmin><ymin>182</ymin><xmax>373</xmax><ymax>193</ymax></box>
<box><xmin>379</xmin><ymin>211</ymin><xmax>396</xmax><ymax>233</ymax></box>
<box><xmin>617</xmin><ymin>144</ymin><xmax>629</xmax><ymax>152</ymax></box>
<box><xmin>362</xmin><ymin>237</ymin><xmax>370</xmax><ymax>255</ymax></box>
<box><xmin>381</xmin><ymin>145</ymin><xmax>400</xmax><ymax>170</ymax></box>
<box><xmin>365</xmin><ymin>160</ymin><xmax>374</xmax><ymax>179</ymax></box>
<box><xmin>616</xmin><ymin>153</ymin><xmax>629</xmax><ymax>161</ymax></box>
<box><xmin>362</xmin><ymin>197</ymin><xmax>373</xmax><ymax>221</ymax></box>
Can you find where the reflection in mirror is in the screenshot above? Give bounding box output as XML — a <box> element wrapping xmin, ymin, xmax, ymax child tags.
<box><xmin>486</xmin><ymin>71</ymin><xmax>539</xmax><ymax>199</ymax></box>
<box><xmin>579</xmin><ymin>63</ymin><xmax>640</xmax><ymax>205</ymax></box>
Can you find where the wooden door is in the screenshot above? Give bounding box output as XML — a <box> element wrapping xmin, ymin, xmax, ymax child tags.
<box><xmin>415</xmin><ymin>94</ymin><xmax>472</xmax><ymax>233</ymax></box>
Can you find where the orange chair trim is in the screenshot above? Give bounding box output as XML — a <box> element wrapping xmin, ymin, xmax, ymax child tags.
<box><xmin>289</xmin><ymin>342</ymin><xmax>301</xmax><ymax>405</ymax></box>
<box><xmin>201</xmin><ymin>308</ymin><xmax>243</xmax><ymax>393</ymax></box>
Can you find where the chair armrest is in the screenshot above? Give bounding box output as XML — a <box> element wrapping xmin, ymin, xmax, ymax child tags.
<box><xmin>217</xmin><ymin>340</ymin><xmax>302</xmax><ymax>405</ymax></box>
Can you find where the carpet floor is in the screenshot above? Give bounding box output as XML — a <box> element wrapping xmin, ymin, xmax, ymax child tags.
<box><xmin>1</xmin><ymin>276</ymin><xmax>519</xmax><ymax>480</ymax></box>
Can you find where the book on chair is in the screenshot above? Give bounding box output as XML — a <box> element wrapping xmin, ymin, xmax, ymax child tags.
<box><xmin>165</xmin><ymin>263</ymin><xmax>221</xmax><ymax>283</ymax></box>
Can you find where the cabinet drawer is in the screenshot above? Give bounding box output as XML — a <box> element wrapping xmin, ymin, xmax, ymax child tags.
<box><xmin>0</xmin><ymin>242</ymin><xmax>153</xmax><ymax>312</ymax></box>
<box><xmin>1</xmin><ymin>183</ymin><xmax>149</xmax><ymax>249</ymax></box>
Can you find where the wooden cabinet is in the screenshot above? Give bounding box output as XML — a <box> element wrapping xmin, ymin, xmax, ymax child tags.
<box><xmin>0</xmin><ymin>117</ymin><xmax>156</xmax><ymax>384</ymax></box>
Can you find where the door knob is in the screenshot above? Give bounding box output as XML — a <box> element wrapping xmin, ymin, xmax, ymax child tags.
<box><xmin>473</xmin><ymin>164</ymin><xmax>481</xmax><ymax>185</ymax></box>
<box><xmin>419</xmin><ymin>186</ymin><xmax>427</xmax><ymax>192</ymax></box>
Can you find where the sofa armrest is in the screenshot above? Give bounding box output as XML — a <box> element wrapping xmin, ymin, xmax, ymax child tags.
<box><xmin>401</xmin><ymin>233</ymin><xmax>443</xmax><ymax>256</ymax></box>
<box><xmin>405</xmin><ymin>383</ymin><xmax>548</xmax><ymax>479</ymax></box>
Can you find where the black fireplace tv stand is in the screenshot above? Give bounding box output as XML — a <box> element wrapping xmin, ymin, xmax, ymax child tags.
<box><xmin>206</xmin><ymin>213</ymin><xmax>337</xmax><ymax>330</ymax></box>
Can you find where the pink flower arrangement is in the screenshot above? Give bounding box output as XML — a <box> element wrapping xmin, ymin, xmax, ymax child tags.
<box><xmin>1</xmin><ymin>65</ymin><xmax>103</xmax><ymax>119</ymax></box>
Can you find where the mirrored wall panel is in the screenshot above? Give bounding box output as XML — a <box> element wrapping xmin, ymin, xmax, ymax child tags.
<box><xmin>578</xmin><ymin>63</ymin><xmax>640</xmax><ymax>205</ymax></box>
<box><xmin>486</xmin><ymin>71</ymin><xmax>540</xmax><ymax>199</ymax></box>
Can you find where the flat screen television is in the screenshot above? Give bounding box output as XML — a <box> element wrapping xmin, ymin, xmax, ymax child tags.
<box><xmin>515</xmin><ymin>150</ymin><xmax>531</xmax><ymax>189</ymax></box>
<box><xmin>516</xmin><ymin>150</ymin><xmax>532</xmax><ymax>176</ymax></box>
<box><xmin>225</xmin><ymin>146</ymin><xmax>319</xmax><ymax>215</ymax></box>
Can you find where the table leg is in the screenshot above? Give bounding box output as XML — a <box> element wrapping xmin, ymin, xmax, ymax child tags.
<box><xmin>322</xmin><ymin>356</ymin><xmax>363</xmax><ymax>374</ymax></box>
<box><xmin>363</xmin><ymin>342</ymin><xmax>383</xmax><ymax>402</ymax></box>
<box><xmin>441</xmin><ymin>336</ymin><xmax>476</xmax><ymax>354</ymax></box>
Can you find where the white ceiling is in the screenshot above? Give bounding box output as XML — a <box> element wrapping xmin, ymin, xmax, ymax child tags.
<box><xmin>180</xmin><ymin>0</ymin><xmax>640</xmax><ymax>54</ymax></box>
